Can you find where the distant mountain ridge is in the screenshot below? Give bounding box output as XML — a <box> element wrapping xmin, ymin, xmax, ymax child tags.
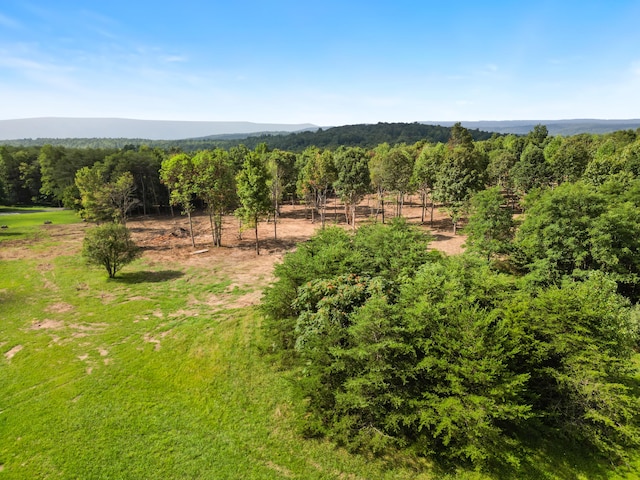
<box><xmin>0</xmin><ymin>117</ymin><xmax>318</xmax><ymax>141</ymax></box>
<box><xmin>422</xmin><ymin>119</ymin><xmax>640</xmax><ymax>136</ymax></box>
<box><xmin>1</xmin><ymin>117</ymin><xmax>639</xmax><ymax>145</ymax></box>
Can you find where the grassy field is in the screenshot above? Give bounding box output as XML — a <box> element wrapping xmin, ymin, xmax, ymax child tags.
<box><xmin>0</xmin><ymin>207</ymin><xmax>79</xmax><ymax>243</ymax></box>
<box><xmin>1</xmin><ymin>211</ymin><xmax>639</xmax><ymax>479</ymax></box>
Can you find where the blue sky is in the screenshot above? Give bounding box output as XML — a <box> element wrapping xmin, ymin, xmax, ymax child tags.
<box><xmin>1</xmin><ymin>0</ymin><xmax>639</xmax><ymax>125</ymax></box>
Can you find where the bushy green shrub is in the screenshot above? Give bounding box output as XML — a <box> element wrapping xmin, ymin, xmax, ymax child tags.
<box><xmin>82</xmin><ymin>223</ymin><xmax>141</xmax><ymax>278</ymax></box>
<box><xmin>262</xmin><ymin>221</ymin><xmax>640</xmax><ymax>468</ymax></box>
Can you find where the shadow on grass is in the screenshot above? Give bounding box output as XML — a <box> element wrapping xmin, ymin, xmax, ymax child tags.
<box><xmin>342</xmin><ymin>426</ymin><xmax>623</xmax><ymax>480</ymax></box>
<box><xmin>0</xmin><ymin>231</ymin><xmax>23</xmax><ymax>237</ymax></box>
<box><xmin>423</xmin><ymin>431</ymin><xmax>621</xmax><ymax>480</ymax></box>
<box><xmin>114</xmin><ymin>270</ymin><xmax>184</xmax><ymax>284</ymax></box>
<box><xmin>234</xmin><ymin>236</ymin><xmax>310</xmax><ymax>253</ymax></box>
<box><xmin>0</xmin><ymin>208</ymin><xmax>52</xmax><ymax>214</ymax></box>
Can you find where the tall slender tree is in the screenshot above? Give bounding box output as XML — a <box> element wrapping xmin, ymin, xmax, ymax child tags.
<box><xmin>160</xmin><ymin>153</ymin><xmax>197</xmax><ymax>247</ymax></box>
<box><xmin>236</xmin><ymin>150</ymin><xmax>271</xmax><ymax>254</ymax></box>
<box><xmin>192</xmin><ymin>149</ymin><xmax>236</xmax><ymax>247</ymax></box>
<box><xmin>435</xmin><ymin>125</ymin><xmax>487</xmax><ymax>233</ymax></box>
<box><xmin>333</xmin><ymin>146</ymin><xmax>371</xmax><ymax>229</ymax></box>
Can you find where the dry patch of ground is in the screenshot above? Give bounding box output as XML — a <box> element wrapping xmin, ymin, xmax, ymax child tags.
<box><xmin>4</xmin><ymin>344</ymin><xmax>23</xmax><ymax>360</ymax></box>
<box><xmin>123</xmin><ymin>198</ymin><xmax>466</xmax><ymax>305</ymax></box>
<box><xmin>1</xmin><ymin>199</ymin><xmax>466</xmax><ymax>306</ymax></box>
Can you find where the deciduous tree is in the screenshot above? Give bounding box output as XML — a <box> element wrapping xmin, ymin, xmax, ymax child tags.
<box><xmin>160</xmin><ymin>153</ymin><xmax>197</xmax><ymax>247</ymax></box>
<box><xmin>235</xmin><ymin>150</ymin><xmax>271</xmax><ymax>254</ymax></box>
<box><xmin>82</xmin><ymin>223</ymin><xmax>141</xmax><ymax>278</ymax></box>
<box><xmin>464</xmin><ymin>186</ymin><xmax>514</xmax><ymax>261</ymax></box>
<box><xmin>333</xmin><ymin>146</ymin><xmax>371</xmax><ymax>229</ymax></box>
<box><xmin>192</xmin><ymin>149</ymin><xmax>236</xmax><ymax>247</ymax></box>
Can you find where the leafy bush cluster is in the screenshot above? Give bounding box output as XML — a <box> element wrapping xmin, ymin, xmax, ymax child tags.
<box><xmin>262</xmin><ymin>220</ymin><xmax>640</xmax><ymax>468</ymax></box>
<box><xmin>514</xmin><ymin>177</ymin><xmax>640</xmax><ymax>300</ymax></box>
<box><xmin>82</xmin><ymin>223</ymin><xmax>141</xmax><ymax>278</ymax></box>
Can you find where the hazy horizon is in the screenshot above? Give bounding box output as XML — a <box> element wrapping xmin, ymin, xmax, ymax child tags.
<box><xmin>2</xmin><ymin>117</ymin><xmax>640</xmax><ymax>141</ymax></box>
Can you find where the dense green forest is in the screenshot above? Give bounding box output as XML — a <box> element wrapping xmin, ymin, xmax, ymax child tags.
<box><xmin>3</xmin><ymin>122</ymin><xmax>640</xmax><ymax>473</ymax></box>
<box><xmin>0</xmin><ymin>122</ymin><xmax>495</xmax><ymax>152</ymax></box>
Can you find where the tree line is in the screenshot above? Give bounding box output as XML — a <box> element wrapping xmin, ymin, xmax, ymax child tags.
<box><xmin>2</xmin><ymin>123</ymin><xmax>640</xmax><ymax>250</ymax></box>
<box><xmin>0</xmin><ymin>122</ymin><xmax>495</xmax><ymax>152</ymax></box>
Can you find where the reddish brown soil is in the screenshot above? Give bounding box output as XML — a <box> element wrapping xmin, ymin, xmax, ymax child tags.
<box><xmin>0</xmin><ymin>198</ymin><xmax>466</xmax><ymax>300</ymax></box>
<box><xmin>127</xmin><ymin>197</ymin><xmax>465</xmax><ymax>268</ymax></box>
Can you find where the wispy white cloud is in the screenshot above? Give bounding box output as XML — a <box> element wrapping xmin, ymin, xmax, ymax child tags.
<box><xmin>0</xmin><ymin>53</ymin><xmax>49</xmax><ymax>71</ymax></box>
<box><xmin>0</xmin><ymin>12</ymin><xmax>21</xmax><ymax>29</ymax></box>
<box><xmin>162</xmin><ymin>55</ymin><xmax>188</xmax><ymax>63</ymax></box>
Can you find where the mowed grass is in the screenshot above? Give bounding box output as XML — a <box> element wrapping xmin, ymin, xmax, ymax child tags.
<box><xmin>1</xmin><ymin>211</ymin><xmax>639</xmax><ymax>479</ymax></box>
<box><xmin>0</xmin><ymin>207</ymin><xmax>80</xmax><ymax>242</ymax></box>
<box><xmin>1</xmin><ymin>228</ymin><xmax>439</xmax><ymax>479</ymax></box>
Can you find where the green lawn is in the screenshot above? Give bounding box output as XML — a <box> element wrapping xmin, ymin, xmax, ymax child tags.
<box><xmin>1</xmin><ymin>249</ymin><xmax>438</xmax><ymax>479</ymax></box>
<box><xmin>1</xmin><ymin>211</ymin><xmax>639</xmax><ymax>479</ymax></box>
<box><xmin>0</xmin><ymin>207</ymin><xmax>80</xmax><ymax>242</ymax></box>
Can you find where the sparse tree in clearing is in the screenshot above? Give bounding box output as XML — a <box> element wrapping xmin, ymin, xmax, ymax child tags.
<box><xmin>267</xmin><ymin>149</ymin><xmax>297</xmax><ymax>239</ymax></box>
<box><xmin>412</xmin><ymin>142</ymin><xmax>445</xmax><ymax>225</ymax></box>
<box><xmin>236</xmin><ymin>150</ymin><xmax>271</xmax><ymax>254</ymax></box>
<box><xmin>369</xmin><ymin>142</ymin><xmax>391</xmax><ymax>223</ymax></box>
<box><xmin>298</xmin><ymin>147</ymin><xmax>336</xmax><ymax>228</ymax></box>
<box><xmin>75</xmin><ymin>165</ymin><xmax>140</xmax><ymax>225</ymax></box>
<box><xmin>385</xmin><ymin>144</ymin><xmax>415</xmax><ymax>218</ymax></box>
<box><xmin>160</xmin><ymin>153</ymin><xmax>197</xmax><ymax>247</ymax></box>
<box><xmin>192</xmin><ymin>149</ymin><xmax>236</xmax><ymax>247</ymax></box>
<box><xmin>435</xmin><ymin>127</ymin><xmax>487</xmax><ymax>234</ymax></box>
<box><xmin>82</xmin><ymin>223</ymin><xmax>141</xmax><ymax>278</ymax></box>
<box><xmin>74</xmin><ymin>164</ymin><xmax>114</xmax><ymax>223</ymax></box>
<box><xmin>333</xmin><ymin>146</ymin><xmax>371</xmax><ymax>230</ymax></box>
<box><xmin>108</xmin><ymin>171</ymin><xmax>139</xmax><ymax>226</ymax></box>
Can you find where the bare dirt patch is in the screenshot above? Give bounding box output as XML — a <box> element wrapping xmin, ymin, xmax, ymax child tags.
<box><xmin>122</xmin><ymin>199</ymin><xmax>466</xmax><ymax>303</ymax></box>
<box><xmin>5</xmin><ymin>344</ymin><xmax>23</xmax><ymax>360</ymax></box>
<box><xmin>44</xmin><ymin>302</ymin><xmax>74</xmax><ymax>314</ymax></box>
<box><xmin>30</xmin><ymin>319</ymin><xmax>65</xmax><ymax>330</ymax></box>
<box><xmin>143</xmin><ymin>333</ymin><xmax>162</xmax><ymax>351</ymax></box>
<box><xmin>3</xmin><ymin>199</ymin><xmax>466</xmax><ymax>307</ymax></box>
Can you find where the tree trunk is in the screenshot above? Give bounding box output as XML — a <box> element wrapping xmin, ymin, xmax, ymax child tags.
<box><xmin>430</xmin><ymin>201</ymin><xmax>434</xmax><ymax>227</ymax></box>
<box><xmin>141</xmin><ymin>176</ymin><xmax>147</xmax><ymax>216</ymax></box>
<box><xmin>311</xmin><ymin>196</ymin><xmax>315</xmax><ymax>223</ymax></box>
<box><xmin>351</xmin><ymin>202</ymin><xmax>357</xmax><ymax>230</ymax></box>
<box><xmin>209</xmin><ymin>213</ymin><xmax>216</xmax><ymax>246</ymax></box>
<box><xmin>319</xmin><ymin>190</ymin><xmax>326</xmax><ymax>229</ymax></box>
<box><xmin>273</xmin><ymin>209</ymin><xmax>277</xmax><ymax>240</ymax></box>
<box><xmin>215</xmin><ymin>214</ymin><xmax>223</xmax><ymax>247</ymax></box>
<box><xmin>188</xmin><ymin>211</ymin><xmax>195</xmax><ymax>247</ymax></box>
<box><xmin>255</xmin><ymin>215</ymin><xmax>260</xmax><ymax>255</ymax></box>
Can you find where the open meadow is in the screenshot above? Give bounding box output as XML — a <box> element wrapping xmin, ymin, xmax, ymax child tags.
<box><xmin>1</xmin><ymin>205</ymin><xmax>639</xmax><ymax>479</ymax></box>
